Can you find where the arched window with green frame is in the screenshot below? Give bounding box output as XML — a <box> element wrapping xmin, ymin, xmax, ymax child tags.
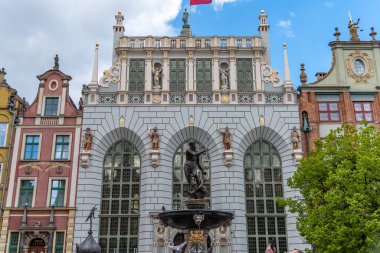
<box><xmin>244</xmin><ymin>139</ymin><xmax>287</xmax><ymax>253</ymax></box>
<box><xmin>99</xmin><ymin>140</ymin><xmax>141</xmax><ymax>253</ymax></box>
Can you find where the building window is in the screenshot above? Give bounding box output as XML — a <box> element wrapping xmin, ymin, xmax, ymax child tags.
<box><xmin>237</xmin><ymin>59</ymin><xmax>253</xmax><ymax>92</ymax></box>
<box><xmin>129</xmin><ymin>59</ymin><xmax>145</xmax><ymax>92</ymax></box>
<box><xmin>196</xmin><ymin>59</ymin><xmax>212</xmax><ymax>92</ymax></box>
<box><xmin>54</xmin><ymin>232</ymin><xmax>65</xmax><ymax>253</ymax></box>
<box><xmin>170</xmin><ymin>59</ymin><xmax>186</xmax><ymax>92</ymax></box>
<box><xmin>245</xmin><ymin>140</ymin><xmax>287</xmax><ymax>253</ymax></box>
<box><xmin>180</xmin><ymin>39</ymin><xmax>186</xmax><ymax>48</ymax></box>
<box><xmin>54</xmin><ymin>135</ymin><xmax>70</xmax><ymax>160</ymax></box>
<box><xmin>44</xmin><ymin>97</ymin><xmax>59</xmax><ymax>116</ymax></box>
<box><xmin>354</xmin><ymin>59</ymin><xmax>365</xmax><ymax>75</ymax></box>
<box><xmin>354</xmin><ymin>102</ymin><xmax>373</xmax><ymax>122</ymax></box>
<box><xmin>50</xmin><ymin>180</ymin><xmax>66</xmax><ymax>207</ymax></box>
<box><xmin>24</xmin><ymin>135</ymin><xmax>40</xmax><ymax>160</ymax></box>
<box><xmin>236</xmin><ymin>39</ymin><xmax>242</xmax><ymax>48</ymax></box>
<box><xmin>154</xmin><ymin>39</ymin><xmax>161</xmax><ymax>48</ymax></box>
<box><xmin>205</xmin><ymin>39</ymin><xmax>211</xmax><ymax>48</ymax></box>
<box><xmin>246</xmin><ymin>39</ymin><xmax>252</xmax><ymax>48</ymax></box>
<box><xmin>139</xmin><ymin>39</ymin><xmax>145</xmax><ymax>48</ymax></box>
<box><xmin>18</xmin><ymin>179</ymin><xmax>35</xmax><ymax>207</ymax></box>
<box><xmin>0</xmin><ymin>123</ymin><xmax>7</xmax><ymax>147</ymax></box>
<box><xmin>171</xmin><ymin>39</ymin><xmax>176</xmax><ymax>47</ymax></box>
<box><xmin>8</xmin><ymin>232</ymin><xmax>19</xmax><ymax>253</ymax></box>
<box><xmin>318</xmin><ymin>102</ymin><xmax>340</xmax><ymax>122</ymax></box>
<box><xmin>99</xmin><ymin>140</ymin><xmax>140</xmax><ymax>253</ymax></box>
<box><xmin>129</xmin><ymin>39</ymin><xmax>135</xmax><ymax>48</ymax></box>
<box><xmin>195</xmin><ymin>39</ymin><xmax>201</xmax><ymax>48</ymax></box>
<box><xmin>220</xmin><ymin>38</ymin><xmax>227</xmax><ymax>48</ymax></box>
<box><xmin>173</xmin><ymin>140</ymin><xmax>210</xmax><ymax>210</ymax></box>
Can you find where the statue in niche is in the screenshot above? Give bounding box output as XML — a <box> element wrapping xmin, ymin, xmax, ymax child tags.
<box><xmin>183</xmin><ymin>141</ymin><xmax>208</xmax><ymax>199</ymax></box>
<box><xmin>218</xmin><ymin>127</ymin><xmax>232</xmax><ymax>150</ymax></box>
<box><xmin>83</xmin><ymin>128</ymin><xmax>93</xmax><ymax>151</ymax></box>
<box><xmin>149</xmin><ymin>127</ymin><xmax>159</xmax><ymax>150</ymax></box>
<box><xmin>220</xmin><ymin>68</ymin><xmax>229</xmax><ymax>88</ymax></box>
<box><xmin>152</xmin><ymin>67</ymin><xmax>162</xmax><ymax>90</ymax></box>
<box><xmin>292</xmin><ymin>127</ymin><xmax>300</xmax><ymax>150</ymax></box>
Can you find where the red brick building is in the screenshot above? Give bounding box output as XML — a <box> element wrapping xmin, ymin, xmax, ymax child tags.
<box><xmin>0</xmin><ymin>56</ymin><xmax>82</xmax><ymax>253</ymax></box>
<box><xmin>298</xmin><ymin>24</ymin><xmax>380</xmax><ymax>155</ymax></box>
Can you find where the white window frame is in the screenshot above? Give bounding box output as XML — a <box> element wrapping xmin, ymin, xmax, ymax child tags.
<box><xmin>15</xmin><ymin>177</ymin><xmax>37</xmax><ymax>208</ymax></box>
<box><xmin>42</xmin><ymin>96</ymin><xmax>61</xmax><ymax>117</ymax></box>
<box><xmin>51</xmin><ymin>133</ymin><xmax>72</xmax><ymax>161</ymax></box>
<box><xmin>7</xmin><ymin>230</ymin><xmax>20</xmax><ymax>253</ymax></box>
<box><xmin>21</xmin><ymin>133</ymin><xmax>42</xmax><ymax>161</ymax></box>
<box><xmin>46</xmin><ymin>177</ymin><xmax>68</xmax><ymax>208</ymax></box>
<box><xmin>0</xmin><ymin>122</ymin><xmax>8</xmax><ymax>147</ymax></box>
<box><xmin>52</xmin><ymin>230</ymin><xmax>66</xmax><ymax>253</ymax></box>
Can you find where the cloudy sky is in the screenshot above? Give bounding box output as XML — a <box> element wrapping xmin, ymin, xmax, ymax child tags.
<box><xmin>1</xmin><ymin>0</ymin><xmax>380</xmax><ymax>104</ymax></box>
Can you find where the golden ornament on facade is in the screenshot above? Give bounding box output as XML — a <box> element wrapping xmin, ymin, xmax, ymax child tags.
<box><xmin>221</xmin><ymin>95</ymin><xmax>229</xmax><ymax>103</ymax></box>
<box><xmin>188</xmin><ymin>115</ymin><xmax>194</xmax><ymax>126</ymax></box>
<box><xmin>189</xmin><ymin>230</ymin><xmax>204</xmax><ymax>244</ymax></box>
<box><xmin>346</xmin><ymin>50</ymin><xmax>374</xmax><ymax>83</ymax></box>
<box><xmin>153</xmin><ymin>95</ymin><xmax>161</xmax><ymax>104</ymax></box>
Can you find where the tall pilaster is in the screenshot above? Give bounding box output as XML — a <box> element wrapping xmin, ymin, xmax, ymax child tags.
<box><xmin>188</xmin><ymin>51</ymin><xmax>195</xmax><ymax>91</ymax></box>
<box><xmin>258</xmin><ymin>10</ymin><xmax>270</xmax><ymax>64</ymax></box>
<box><xmin>229</xmin><ymin>51</ymin><xmax>237</xmax><ymax>92</ymax></box>
<box><xmin>162</xmin><ymin>51</ymin><xmax>169</xmax><ymax>91</ymax></box>
<box><xmin>145</xmin><ymin>51</ymin><xmax>153</xmax><ymax>91</ymax></box>
<box><xmin>113</xmin><ymin>11</ymin><xmax>125</xmax><ymax>64</ymax></box>
<box><xmin>212</xmin><ymin>50</ymin><xmax>220</xmax><ymax>92</ymax></box>
<box><xmin>120</xmin><ymin>53</ymin><xmax>127</xmax><ymax>91</ymax></box>
<box><xmin>254</xmin><ymin>51</ymin><xmax>263</xmax><ymax>91</ymax></box>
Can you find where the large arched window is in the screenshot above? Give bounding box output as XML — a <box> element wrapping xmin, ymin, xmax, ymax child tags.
<box><xmin>99</xmin><ymin>140</ymin><xmax>140</xmax><ymax>253</ymax></box>
<box><xmin>172</xmin><ymin>140</ymin><xmax>210</xmax><ymax>210</ymax></box>
<box><xmin>244</xmin><ymin>140</ymin><xmax>287</xmax><ymax>253</ymax></box>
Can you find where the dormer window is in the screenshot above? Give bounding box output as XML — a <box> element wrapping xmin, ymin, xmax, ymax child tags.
<box><xmin>44</xmin><ymin>97</ymin><xmax>59</xmax><ymax>116</ymax></box>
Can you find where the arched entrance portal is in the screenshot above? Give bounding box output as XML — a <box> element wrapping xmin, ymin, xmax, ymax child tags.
<box><xmin>28</xmin><ymin>238</ymin><xmax>46</xmax><ymax>253</ymax></box>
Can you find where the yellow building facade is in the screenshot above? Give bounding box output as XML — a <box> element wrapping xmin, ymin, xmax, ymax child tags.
<box><xmin>0</xmin><ymin>68</ymin><xmax>23</xmax><ymax>244</ymax></box>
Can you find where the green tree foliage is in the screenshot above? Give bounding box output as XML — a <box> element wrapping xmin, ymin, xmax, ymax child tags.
<box><xmin>284</xmin><ymin>124</ymin><xmax>380</xmax><ymax>252</ymax></box>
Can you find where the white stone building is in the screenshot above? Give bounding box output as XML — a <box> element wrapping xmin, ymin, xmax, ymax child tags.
<box><xmin>74</xmin><ymin>10</ymin><xmax>307</xmax><ymax>253</ymax></box>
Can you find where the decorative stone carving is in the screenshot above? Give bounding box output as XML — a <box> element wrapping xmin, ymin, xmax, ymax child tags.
<box><xmin>348</xmin><ymin>18</ymin><xmax>360</xmax><ymax>41</ymax></box>
<box><xmin>152</xmin><ymin>95</ymin><xmax>161</xmax><ymax>104</ymax></box>
<box><xmin>223</xmin><ymin>150</ymin><xmax>234</xmax><ymax>168</ymax></box>
<box><xmin>83</xmin><ymin>128</ymin><xmax>93</xmax><ymax>151</ymax></box>
<box><xmin>152</xmin><ymin>63</ymin><xmax>162</xmax><ymax>92</ymax></box>
<box><xmin>55</xmin><ymin>166</ymin><xmax>63</xmax><ymax>174</ymax></box>
<box><xmin>99</xmin><ymin>63</ymin><xmax>120</xmax><ymax>87</ymax></box>
<box><xmin>221</xmin><ymin>94</ymin><xmax>229</xmax><ymax>103</ymax></box>
<box><xmin>24</xmin><ymin>166</ymin><xmax>32</xmax><ymax>175</ymax></box>
<box><xmin>292</xmin><ymin>127</ymin><xmax>302</xmax><ymax>165</ymax></box>
<box><xmin>262</xmin><ymin>65</ymin><xmax>282</xmax><ymax>87</ymax></box>
<box><xmin>346</xmin><ymin>50</ymin><xmax>374</xmax><ymax>83</ymax></box>
<box><xmin>80</xmin><ymin>151</ymin><xmax>91</xmax><ymax>169</ymax></box>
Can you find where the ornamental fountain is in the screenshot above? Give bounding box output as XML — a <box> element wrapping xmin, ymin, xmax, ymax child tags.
<box><xmin>158</xmin><ymin>141</ymin><xmax>234</xmax><ymax>253</ymax></box>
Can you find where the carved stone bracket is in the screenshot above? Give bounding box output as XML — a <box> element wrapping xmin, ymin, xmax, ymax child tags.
<box><xmin>223</xmin><ymin>149</ymin><xmax>234</xmax><ymax>167</ymax></box>
<box><xmin>293</xmin><ymin>149</ymin><xmax>302</xmax><ymax>165</ymax></box>
<box><xmin>80</xmin><ymin>150</ymin><xmax>92</xmax><ymax>169</ymax></box>
<box><xmin>150</xmin><ymin>150</ymin><xmax>160</xmax><ymax>168</ymax></box>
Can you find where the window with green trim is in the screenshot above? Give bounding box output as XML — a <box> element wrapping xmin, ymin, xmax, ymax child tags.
<box><xmin>50</xmin><ymin>180</ymin><xmax>66</xmax><ymax>207</ymax></box>
<box><xmin>196</xmin><ymin>59</ymin><xmax>212</xmax><ymax>92</ymax></box>
<box><xmin>170</xmin><ymin>59</ymin><xmax>186</xmax><ymax>92</ymax></box>
<box><xmin>8</xmin><ymin>232</ymin><xmax>19</xmax><ymax>253</ymax></box>
<box><xmin>244</xmin><ymin>140</ymin><xmax>287</xmax><ymax>253</ymax></box>
<box><xmin>237</xmin><ymin>59</ymin><xmax>253</xmax><ymax>92</ymax></box>
<box><xmin>24</xmin><ymin>135</ymin><xmax>40</xmax><ymax>160</ymax></box>
<box><xmin>99</xmin><ymin>140</ymin><xmax>140</xmax><ymax>253</ymax></box>
<box><xmin>54</xmin><ymin>232</ymin><xmax>65</xmax><ymax>253</ymax></box>
<box><xmin>44</xmin><ymin>97</ymin><xmax>59</xmax><ymax>116</ymax></box>
<box><xmin>18</xmin><ymin>179</ymin><xmax>35</xmax><ymax>207</ymax></box>
<box><xmin>129</xmin><ymin>59</ymin><xmax>145</xmax><ymax>92</ymax></box>
<box><xmin>54</xmin><ymin>135</ymin><xmax>70</xmax><ymax>160</ymax></box>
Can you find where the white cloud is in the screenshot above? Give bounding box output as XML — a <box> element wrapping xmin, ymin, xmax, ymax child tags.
<box><xmin>212</xmin><ymin>0</ymin><xmax>237</xmax><ymax>11</ymax></box>
<box><xmin>0</xmin><ymin>0</ymin><xmax>182</xmax><ymax>104</ymax></box>
<box><xmin>277</xmin><ymin>20</ymin><xmax>295</xmax><ymax>38</ymax></box>
<box><xmin>289</xmin><ymin>11</ymin><xmax>296</xmax><ymax>18</ymax></box>
<box><xmin>324</xmin><ymin>1</ymin><xmax>334</xmax><ymax>7</ymax></box>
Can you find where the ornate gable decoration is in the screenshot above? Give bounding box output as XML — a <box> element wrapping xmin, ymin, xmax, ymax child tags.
<box><xmin>99</xmin><ymin>60</ymin><xmax>121</xmax><ymax>87</ymax></box>
<box><xmin>262</xmin><ymin>63</ymin><xmax>282</xmax><ymax>87</ymax></box>
<box><xmin>346</xmin><ymin>50</ymin><xmax>374</xmax><ymax>83</ymax></box>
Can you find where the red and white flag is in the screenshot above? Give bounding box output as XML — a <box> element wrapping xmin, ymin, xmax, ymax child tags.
<box><xmin>190</xmin><ymin>0</ymin><xmax>212</xmax><ymax>5</ymax></box>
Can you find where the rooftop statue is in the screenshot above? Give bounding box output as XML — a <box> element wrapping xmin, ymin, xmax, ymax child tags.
<box><xmin>182</xmin><ymin>8</ymin><xmax>189</xmax><ymax>26</ymax></box>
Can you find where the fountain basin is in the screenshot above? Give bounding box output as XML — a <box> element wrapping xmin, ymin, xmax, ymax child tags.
<box><xmin>158</xmin><ymin>210</ymin><xmax>234</xmax><ymax>230</ymax></box>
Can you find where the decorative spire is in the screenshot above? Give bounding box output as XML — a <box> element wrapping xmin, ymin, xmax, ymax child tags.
<box><xmin>91</xmin><ymin>43</ymin><xmax>99</xmax><ymax>85</ymax></box>
<box><xmin>370</xmin><ymin>27</ymin><xmax>377</xmax><ymax>41</ymax></box>
<box><xmin>53</xmin><ymin>54</ymin><xmax>59</xmax><ymax>70</ymax></box>
<box><xmin>348</xmin><ymin>18</ymin><xmax>360</xmax><ymax>41</ymax></box>
<box><xmin>334</xmin><ymin>27</ymin><xmax>341</xmax><ymax>41</ymax></box>
<box><xmin>300</xmin><ymin>64</ymin><xmax>307</xmax><ymax>85</ymax></box>
<box><xmin>258</xmin><ymin>9</ymin><xmax>269</xmax><ymax>31</ymax></box>
<box><xmin>283</xmin><ymin>43</ymin><xmax>292</xmax><ymax>86</ymax></box>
